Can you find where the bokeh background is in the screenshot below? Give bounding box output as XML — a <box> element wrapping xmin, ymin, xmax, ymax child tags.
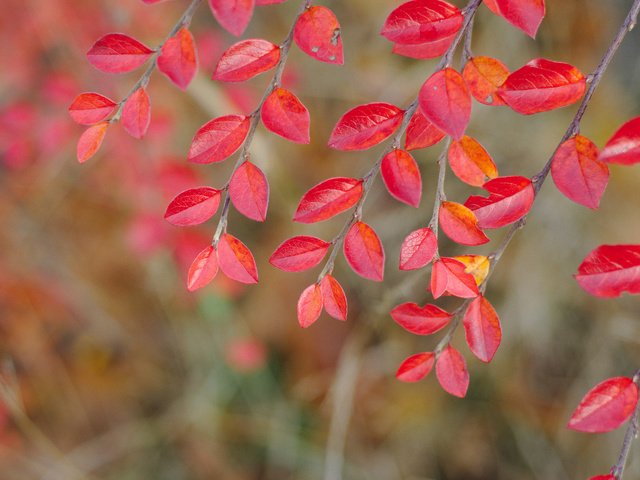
<box><xmin>1</xmin><ymin>0</ymin><xmax>640</xmax><ymax>479</ymax></box>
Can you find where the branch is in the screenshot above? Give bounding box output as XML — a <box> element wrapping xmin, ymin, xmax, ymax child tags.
<box><xmin>110</xmin><ymin>0</ymin><xmax>204</xmax><ymax>124</ymax></box>
<box><xmin>610</xmin><ymin>369</ymin><xmax>640</xmax><ymax>480</ymax></box>
<box><xmin>316</xmin><ymin>0</ymin><xmax>483</xmax><ymax>282</ymax></box>
<box><xmin>212</xmin><ymin>0</ymin><xmax>312</xmax><ymax>245</ymax></box>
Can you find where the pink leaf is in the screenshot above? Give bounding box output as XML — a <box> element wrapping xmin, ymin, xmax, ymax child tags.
<box><xmin>294</xmin><ymin>6</ymin><xmax>344</xmax><ymax>64</ymax></box>
<box><xmin>188</xmin><ymin>115</ymin><xmax>250</xmax><ymax>164</ymax></box>
<box><xmin>269</xmin><ymin>236</ymin><xmax>330</xmax><ymax>272</ymax></box>
<box><xmin>464</xmin><ymin>176</ymin><xmax>534</xmax><ymax>229</ymax></box>
<box><xmin>165</xmin><ymin>187</ymin><xmax>221</xmax><ymax>226</ymax></box>
<box><xmin>343</xmin><ymin>221</ymin><xmax>385</xmax><ymax>281</ymax></box>
<box><xmin>213</xmin><ymin>39</ymin><xmax>280</xmax><ymax>82</ymax></box>
<box><xmin>463</xmin><ymin>295</ymin><xmax>502</xmax><ymax>363</ymax></box>
<box><xmin>217</xmin><ymin>233</ymin><xmax>259</xmax><ymax>284</ymax></box>
<box><xmin>229</xmin><ymin>161</ymin><xmax>269</xmax><ymax>221</ymax></box>
<box><xmin>381</xmin><ymin>149</ymin><xmax>422</xmax><ymax>207</ymax></box>
<box><xmin>87</xmin><ymin>33</ymin><xmax>153</xmax><ymax>74</ymax></box>
<box><xmin>297</xmin><ymin>284</ymin><xmax>323</xmax><ymax>328</ymax></box>
<box><xmin>321</xmin><ymin>275</ymin><xmax>348</xmax><ymax>321</ymax></box>
<box><xmin>599</xmin><ymin>116</ymin><xmax>640</xmax><ymax>165</ymax></box>
<box><xmin>419</xmin><ymin>68</ymin><xmax>471</xmax><ymax>140</ymax></box>
<box><xmin>68</xmin><ymin>93</ymin><xmax>116</xmax><ymax>125</ymax></box>
<box><xmin>430</xmin><ymin>257</ymin><xmax>479</xmax><ymax>299</ymax></box>
<box><xmin>293</xmin><ymin>177</ymin><xmax>363</xmax><ymax>223</ymax></box>
<box><xmin>158</xmin><ymin>27</ymin><xmax>197</xmax><ymax>90</ymax></box>
<box><xmin>399</xmin><ymin>227</ymin><xmax>437</xmax><ymax>270</ymax></box>
<box><xmin>328</xmin><ymin>103</ymin><xmax>404</xmax><ymax>151</ymax></box>
<box><xmin>261</xmin><ymin>88</ymin><xmax>310</xmax><ymax>143</ymax></box>
<box><xmin>77</xmin><ymin>122</ymin><xmax>108</xmax><ymax>163</ymax></box>
<box><xmin>187</xmin><ymin>246</ymin><xmax>219</xmax><ymax>291</ymax></box>
<box><xmin>391</xmin><ymin>303</ymin><xmax>452</xmax><ymax>335</ymax></box>
<box><xmin>121</xmin><ymin>87</ymin><xmax>151</xmax><ymax>139</ymax></box>
<box><xmin>405</xmin><ymin>110</ymin><xmax>446</xmax><ymax>151</ymax></box>
<box><xmin>396</xmin><ymin>352</ymin><xmax>435</xmax><ymax>382</ymax></box>
<box><xmin>436</xmin><ymin>345</ymin><xmax>469</xmax><ymax>397</ymax></box>
<box><xmin>575</xmin><ymin>245</ymin><xmax>640</xmax><ymax>298</ymax></box>
<box><xmin>381</xmin><ymin>0</ymin><xmax>463</xmax><ymax>45</ymax></box>
<box><xmin>208</xmin><ymin>0</ymin><xmax>255</xmax><ymax>36</ymax></box>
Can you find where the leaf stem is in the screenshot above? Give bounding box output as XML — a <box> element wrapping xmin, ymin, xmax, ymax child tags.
<box><xmin>211</xmin><ymin>0</ymin><xmax>311</xmax><ymax>246</ymax></box>
<box><xmin>609</xmin><ymin>369</ymin><xmax>640</xmax><ymax>479</ymax></box>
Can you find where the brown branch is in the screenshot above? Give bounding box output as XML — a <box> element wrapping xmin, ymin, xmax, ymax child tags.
<box><xmin>610</xmin><ymin>369</ymin><xmax>640</xmax><ymax>479</ymax></box>
<box><xmin>110</xmin><ymin>0</ymin><xmax>204</xmax><ymax>124</ymax></box>
<box><xmin>316</xmin><ymin>0</ymin><xmax>483</xmax><ymax>283</ymax></box>
<box><xmin>212</xmin><ymin>0</ymin><xmax>312</xmax><ymax>246</ymax></box>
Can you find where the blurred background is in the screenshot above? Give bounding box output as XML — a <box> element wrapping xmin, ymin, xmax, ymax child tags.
<box><xmin>1</xmin><ymin>0</ymin><xmax>640</xmax><ymax>478</ymax></box>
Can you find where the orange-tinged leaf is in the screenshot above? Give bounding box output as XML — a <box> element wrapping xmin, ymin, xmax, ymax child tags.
<box><xmin>405</xmin><ymin>110</ymin><xmax>446</xmax><ymax>151</ymax></box>
<box><xmin>436</xmin><ymin>345</ymin><xmax>469</xmax><ymax>397</ymax></box>
<box><xmin>498</xmin><ymin>58</ymin><xmax>586</xmax><ymax>115</ymax></box>
<box><xmin>77</xmin><ymin>122</ymin><xmax>108</xmax><ymax>163</ymax></box>
<box><xmin>448</xmin><ymin>136</ymin><xmax>498</xmax><ymax>186</ymax></box>
<box><xmin>121</xmin><ymin>87</ymin><xmax>151</xmax><ymax>139</ymax></box>
<box><xmin>392</xmin><ymin>34</ymin><xmax>455</xmax><ymax>59</ymax></box>
<box><xmin>209</xmin><ymin>0</ymin><xmax>254</xmax><ymax>36</ymax></box>
<box><xmin>568</xmin><ymin>377</ymin><xmax>638</xmax><ymax>433</ymax></box>
<box><xmin>294</xmin><ymin>6</ymin><xmax>344</xmax><ymax>64</ymax></box>
<box><xmin>463</xmin><ymin>295</ymin><xmax>501</xmax><ymax>363</ymax></box>
<box><xmin>217</xmin><ymin>233</ymin><xmax>259</xmax><ymax>284</ymax></box>
<box><xmin>229</xmin><ymin>161</ymin><xmax>269</xmax><ymax>222</ymax></box>
<box><xmin>294</xmin><ymin>177</ymin><xmax>363</xmax><ymax>223</ymax></box>
<box><xmin>381</xmin><ymin>149</ymin><xmax>422</xmax><ymax>207</ymax></box>
<box><xmin>321</xmin><ymin>275</ymin><xmax>348</xmax><ymax>321</ymax></box>
<box><xmin>575</xmin><ymin>245</ymin><xmax>640</xmax><ymax>298</ymax></box>
<box><xmin>419</xmin><ymin>68</ymin><xmax>471</xmax><ymax>140</ymax></box>
<box><xmin>297</xmin><ymin>284</ymin><xmax>323</xmax><ymax>328</ymax></box>
<box><xmin>187</xmin><ymin>246</ymin><xmax>219</xmax><ymax>291</ymax></box>
<box><xmin>439</xmin><ymin>201</ymin><xmax>489</xmax><ymax>246</ymax></box>
<box><xmin>343</xmin><ymin>221</ymin><xmax>385</xmax><ymax>281</ymax></box>
<box><xmin>391</xmin><ymin>303</ymin><xmax>452</xmax><ymax>335</ymax></box>
<box><xmin>465</xmin><ymin>176</ymin><xmax>534</xmax><ymax>229</ymax></box>
<box><xmin>261</xmin><ymin>88</ymin><xmax>310</xmax><ymax>143</ymax></box>
<box><xmin>399</xmin><ymin>227</ymin><xmax>437</xmax><ymax>270</ymax></box>
<box><xmin>551</xmin><ymin>135</ymin><xmax>609</xmax><ymax>209</ymax></box>
<box><xmin>396</xmin><ymin>352</ymin><xmax>435</xmax><ymax>382</ymax></box>
<box><xmin>493</xmin><ymin>0</ymin><xmax>545</xmax><ymax>38</ymax></box>
<box><xmin>462</xmin><ymin>56</ymin><xmax>509</xmax><ymax>106</ymax></box>
<box><xmin>328</xmin><ymin>103</ymin><xmax>404</xmax><ymax>151</ymax></box>
<box><xmin>158</xmin><ymin>27</ymin><xmax>197</xmax><ymax>90</ymax></box>
<box><xmin>87</xmin><ymin>33</ymin><xmax>154</xmax><ymax>73</ymax></box>
<box><xmin>269</xmin><ymin>236</ymin><xmax>330</xmax><ymax>272</ymax></box>
<box><xmin>453</xmin><ymin>255</ymin><xmax>490</xmax><ymax>286</ymax></box>
<box><xmin>213</xmin><ymin>39</ymin><xmax>280</xmax><ymax>82</ymax></box>
<box><xmin>431</xmin><ymin>257</ymin><xmax>479</xmax><ymax>299</ymax></box>
<box><xmin>188</xmin><ymin>115</ymin><xmax>250</xmax><ymax>164</ymax></box>
<box><xmin>381</xmin><ymin>0</ymin><xmax>463</xmax><ymax>45</ymax></box>
<box><xmin>165</xmin><ymin>187</ymin><xmax>221</xmax><ymax>226</ymax></box>
<box><xmin>599</xmin><ymin>116</ymin><xmax>640</xmax><ymax>165</ymax></box>
<box><xmin>68</xmin><ymin>93</ymin><xmax>116</xmax><ymax>125</ymax></box>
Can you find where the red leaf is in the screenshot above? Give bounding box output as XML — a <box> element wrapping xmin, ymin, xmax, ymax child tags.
<box><xmin>165</xmin><ymin>187</ymin><xmax>221</xmax><ymax>226</ymax></box>
<box><xmin>568</xmin><ymin>377</ymin><xmax>638</xmax><ymax>433</ymax></box>
<box><xmin>462</xmin><ymin>56</ymin><xmax>509</xmax><ymax>106</ymax></box>
<box><xmin>293</xmin><ymin>177</ymin><xmax>363</xmax><ymax>223</ymax></box>
<box><xmin>430</xmin><ymin>257</ymin><xmax>479</xmax><ymax>299</ymax></box>
<box><xmin>261</xmin><ymin>88</ymin><xmax>310</xmax><ymax>143</ymax></box>
<box><xmin>381</xmin><ymin>149</ymin><xmax>422</xmax><ymax>207</ymax></box>
<box><xmin>381</xmin><ymin>0</ymin><xmax>463</xmax><ymax>45</ymax></box>
<box><xmin>297</xmin><ymin>284</ymin><xmax>323</xmax><ymax>328</ymax></box>
<box><xmin>492</xmin><ymin>0</ymin><xmax>546</xmax><ymax>38</ymax></box>
<box><xmin>213</xmin><ymin>39</ymin><xmax>280</xmax><ymax>82</ymax></box>
<box><xmin>217</xmin><ymin>233</ymin><xmax>259</xmax><ymax>284</ymax></box>
<box><xmin>464</xmin><ymin>176</ymin><xmax>534</xmax><ymax>229</ymax></box>
<box><xmin>77</xmin><ymin>122</ymin><xmax>108</xmax><ymax>163</ymax></box>
<box><xmin>68</xmin><ymin>93</ymin><xmax>116</xmax><ymax>125</ymax></box>
<box><xmin>158</xmin><ymin>27</ymin><xmax>197</xmax><ymax>90</ymax></box>
<box><xmin>343</xmin><ymin>221</ymin><xmax>385</xmax><ymax>281</ymax></box>
<box><xmin>498</xmin><ymin>58</ymin><xmax>586</xmax><ymax>115</ymax></box>
<box><xmin>436</xmin><ymin>345</ymin><xmax>469</xmax><ymax>397</ymax></box>
<box><xmin>405</xmin><ymin>110</ymin><xmax>446</xmax><ymax>151</ymax></box>
<box><xmin>599</xmin><ymin>117</ymin><xmax>640</xmax><ymax>165</ymax></box>
<box><xmin>419</xmin><ymin>68</ymin><xmax>471</xmax><ymax>140</ymax></box>
<box><xmin>399</xmin><ymin>227</ymin><xmax>437</xmax><ymax>270</ymax></box>
<box><xmin>328</xmin><ymin>103</ymin><xmax>404</xmax><ymax>151</ymax></box>
<box><xmin>121</xmin><ymin>87</ymin><xmax>151</xmax><ymax>139</ymax></box>
<box><xmin>321</xmin><ymin>275</ymin><xmax>348</xmax><ymax>321</ymax></box>
<box><xmin>575</xmin><ymin>245</ymin><xmax>640</xmax><ymax>298</ymax></box>
<box><xmin>269</xmin><ymin>236</ymin><xmax>330</xmax><ymax>272</ymax></box>
<box><xmin>448</xmin><ymin>135</ymin><xmax>498</xmax><ymax>186</ymax></box>
<box><xmin>588</xmin><ymin>476</ymin><xmax>615</xmax><ymax>480</ymax></box>
<box><xmin>463</xmin><ymin>295</ymin><xmax>502</xmax><ymax>363</ymax></box>
<box><xmin>392</xmin><ymin>34</ymin><xmax>455</xmax><ymax>60</ymax></box>
<box><xmin>551</xmin><ymin>135</ymin><xmax>609</xmax><ymax>209</ymax></box>
<box><xmin>87</xmin><ymin>33</ymin><xmax>153</xmax><ymax>74</ymax></box>
<box><xmin>294</xmin><ymin>6</ymin><xmax>344</xmax><ymax>64</ymax></box>
<box><xmin>229</xmin><ymin>161</ymin><xmax>269</xmax><ymax>221</ymax></box>
<box><xmin>439</xmin><ymin>201</ymin><xmax>489</xmax><ymax>246</ymax></box>
<box><xmin>208</xmin><ymin>0</ymin><xmax>255</xmax><ymax>36</ymax></box>
<box><xmin>391</xmin><ymin>303</ymin><xmax>452</xmax><ymax>335</ymax></box>
<box><xmin>396</xmin><ymin>352</ymin><xmax>435</xmax><ymax>382</ymax></box>
<box><xmin>188</xmin><ymin>115</ymin><xmax>250</xmax><ymax>164</ymax></box>
<box><xmin>187</xmin><ymin>246</ymin><xmax>219</xmax><ymax>291</ymax></box>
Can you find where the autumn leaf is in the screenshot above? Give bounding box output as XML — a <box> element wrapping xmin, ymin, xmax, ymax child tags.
<box><xmin>463</xmin><ymin>295</ymin><xmax>502</xmax><ymax>363</ymax></box>
<box><xmin>121</xmin><ymin>88</ymin><xmax>151</xmax><ymax>139</ymax></box>
<box><xmin>158</xmin><ymin>27</ymin><xmax>197</xmax><ymax>90</ymax></box>
<box><xmin>431</xmin><ymin>257</ymin><xmax>479</xmax><ymax>299</ymax></box>
<box><xmin>419</xmin><ymin>68</ymin><xmax>471</xmax><ymax>140</ymax></box>
<box><xmin>438</xmin><ymin>201</ymin><xmax>489</xmax><ymax>246</ymax></box>
<box><xmin>392</xmin><ymin>34</ymin><xmax>455</xmax><ymax>60</ymax></box>
<box><xmin>464</xmin><ymin>176</ymin><xmax>534</xmax><ymax>229</ymax></box>
<box><xmin>436</xmin><ymin>345</ymin><xmax>469</xmax><ymax>397</ymax></box>
<box><xmin>328</xmin><ymin>103</ymin><xmax>404</xmax><ymax>151</ymax></box>
<box><xmin>229</xmin><ymin>161</ymin><xmax>269</xmax><ymax>221</ymax></box>
<box><xmin>405</xmin><ymin>110</ymin><xmax>446</xmax><ymax>151</ymax></box>
<box><xmin>321</xmin><ymin>275</ymin><xmax>348</xmax><ymax>321</ymax></box>
<box><xmin>462</xmin><ymin>56</ymin><xmax>509</xmax><ymax>106</ymax></box>
<box><xmin>187</xmin><ymin>246</ymin><xmax>219</xmax><ymax>291</ymax></box>
<box><xmin>294</xmin><ymin>6</ymin><xmax>344</xmax><ymax>64</ymax></box>
<box><xmin>297</xmin><ymin>284</ymin><xmax>323</xmax><ymax>328</ymax></box>
<box><xmin>269</xmin><ymin>236</ymin><xmax>331</xmax><ymax>272</ymax></box>
<box><xmin>575</xmin><ymin>245</ymin><xmax>640</xmax><ymax>297</ymax></box>
<box><xmin>293</xmin><ymin>177</ymin><xmax>363</xmax><ymax>223</ymax></box>
<box><xmin>396</xmin><ymin>352</ymin><xmax>435</xmax><ymax>382</ymax></box>
<box><xmin>448</xmin><ymin>135</ymin><xmax>499</xmax><ymax>187</ymax></box>
<box><xmin>68</xmin><ymin>93</ymin><xmax>116</xmax><ymax>125</ymax></box>
<box><xmin>487</xmin><ymin>0</ymin><xmax>546</xmax><ymax>38</ymax></box>
<box><xmin>188</xmin><ymin>115</ymin><xmax>250</xmax><ymax>164</ymax></box>
<box><xmin>217</xmin><ymin>233</ymin><xmax>259</xmax><ymax>284</ymax></box>
<box><xmin>343</xmin><ymin>221</ymin><xmax>385</xmax><ymax>281</ymax></box>
<box><xmin>261</xmin><ymin>88</ymin><xmax>310</xmax><ymax>144</ymax></box>
<box><xmin>391</xmin><ymin>303</ymin><xmax>452</xmax><ymax>335</ymax></box>
<box><xmin>77</xmin><ymin>122</ymin><xmax>108</xmax><ymax>163</ymax></box>
<box><xmin>213</xmin><ymin>39</ymin><xmax>280</xmax><ymax>82</ymax></box>
<box><xmin>165</xmin><ymin>187</ymin><xmax>221</xmax><ymax>226</ymax></box>
<box><xmin>399</xmin><ymin>227</ymin><xmax>438</xmax><ymax>271</ymax></box>
<box><xmin>87</xmin><ymin>33</ymin><xmax>153</xmax><ymax>73</ymax></box>
<box><xmin>568</xmin><ymin>377</ymin><xmax>639</xmax><ymax>433</ymax></box>
<box><xmin>208</xmin><ymin>0</ymin><xmax>255</xmax><ymax>37</ymax></box>
<box><xmin>599</xmin><ymin>116</ymin><xmax>640</xmax><ymax>165</ymax></box>
<box><xmin>381</xmin><ymin>149</ymin><xmax>422</xmax><ymax>207</ymax></box>
<box><xmin>381</xmin><ymin>0</ymin><xmax>463</xmax><ymax>45</ymax></box>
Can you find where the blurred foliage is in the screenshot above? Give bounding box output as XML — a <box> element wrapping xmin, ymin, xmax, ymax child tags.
<box><xmin>1</xmin><ymin>0</ymin><xmax>640</xmax><ymax>479</ymax></box>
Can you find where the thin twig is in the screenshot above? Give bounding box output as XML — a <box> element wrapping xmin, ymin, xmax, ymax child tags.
<box><xmin>610</xmin><ymin>369</ymin><xmax>640</xmax><ymax>479</ymax></box>
<box><xmin>212</xmin><ymin>0</ymin><xmax>312</xmax><ymax>246</ymax></box>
